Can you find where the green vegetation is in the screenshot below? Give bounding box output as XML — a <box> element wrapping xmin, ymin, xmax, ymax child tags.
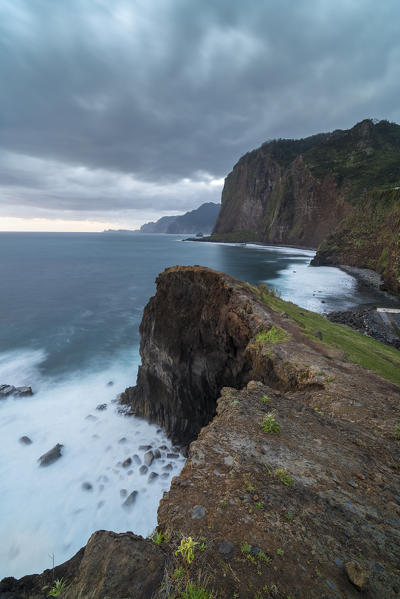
<box><xmin>256</xmin><ymin>326</ymin><xmax>290</xmax><ymax>344</ymax></box>
<box><xmin>241</xmin><ymin>542</ymin><xmax>252</xmax><ymax>554</ymax></box>
<box><xmin>173</xmin><ymin>567</ymin><xmax>186</xmax><ymax>582</ymax></box>
<box><xmin>250</xmin><ymin>283</ymin><xmax>400</xmax><ymax>385</ymax></box>
<box><xmin>276</xmin><ymin>548</ymin><xmax>285</xmax><ymax>556</ymax></box>
<box><xmin>220</xmin><ymin>500</ymin><xmax>227</xmax><ymax>508</ymax></box>
<box><xmin>395</xmin><ymin>425</ymin><xmax>400</xmax><ymax>440</ymax></box>
<box><xmin>274</xmin><ymin>469</ymin><xmax>294</xmax><ymax>486</ymax></box>
<box><xmin>260</xmin><ymin>395</ymin><xmax>271</xmax><ymax>404</ymax></box>
<box><xmin>261</xmin><ymin>413</ymin><xmax>280</xmax><ymax>434</ymax></box>
<box><xmin>285</xmin><ymin>512</ymin><xmax>294</xmax><ymax>520</ymax></box>
<box><xmin>181</xmin><ymin>582</ymin><xmax>213</xmax><ymax>599</ymax></box>
<box><xmin>176</xmin><ymin>537</ymin><xmax>198</xmax><ymax>565</ymax></box>
<box><xmin>48</xmin><ymin>579</ymin><xmax>67</xmax><ymax>597</ymax></box>
<box><xmin>152</xmin><ymin>530</ymin><xmax>170</xmax><ymax>546</ymax></box>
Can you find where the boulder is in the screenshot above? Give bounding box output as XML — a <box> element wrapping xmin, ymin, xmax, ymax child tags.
<box><xmin>38</xmin><ymin>443</ymin><xmax>63</xmax><ymax>467</ymax></box>
<box><xmin>19</xmin><ymin>436</ymin><xmax>32</xmax><ymax>445</ymax></box>
<box><xmin>13</xmin><ymin>386</ymin><xmax>33</xmax><ymax>397</ymax></box>
<box><xmin>0</xmin><ymin>384</ymin><xmax>16</xmax><ymax>398</ymax></box>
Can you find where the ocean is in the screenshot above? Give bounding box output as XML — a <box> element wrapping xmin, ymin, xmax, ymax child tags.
<box><xmin>0</xmin><ymin>232</ymin><xmax>387</xmax><ymax>579</ymax></box>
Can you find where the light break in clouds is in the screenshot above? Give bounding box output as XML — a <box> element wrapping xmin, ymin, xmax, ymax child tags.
<box><xmin>1</xmin><ymin>0</ymin><xmax>400</xmax><ymax>230</ymax></box>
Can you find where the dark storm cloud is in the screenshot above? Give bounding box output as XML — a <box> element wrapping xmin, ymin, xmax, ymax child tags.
<box><xmin>1</xmin><ymin>0</ymin><xmax>400</xmax><ymax>222</ymax></box>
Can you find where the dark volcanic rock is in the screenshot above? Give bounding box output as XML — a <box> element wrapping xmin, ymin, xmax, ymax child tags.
<box><xmin>0</xmin><ymin>384</ymin><xmax>16</xmax><ymax>397</ymax></box>
<box><xmin>120</xmin><ymin>266</ymin><xmax>258</xmax><ymax>444</ymax></box>
<box><xmin>19</xmin><ymin>436</ymin><xmax>32</xmax><ymax>445</ymax></box>
<box><xmin>38</xmin><ymin>443</ymin><xmax>63</xmax><ymax>466</ymax></box>
<box><xmin>122</xmin><ymin>491</ymin><xmax>138</xmax><ymax>508</ymax></box>
<box><xmin>13</xmin><ymin>386</ymin><xmax>33</xmax><ymax>397</ymax></box>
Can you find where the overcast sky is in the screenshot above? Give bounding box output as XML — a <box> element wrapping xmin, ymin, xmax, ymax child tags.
<box><xmin>1</xmin><ymin>0</ymin><xmax>400</xmax><ymax>231</ymax></box>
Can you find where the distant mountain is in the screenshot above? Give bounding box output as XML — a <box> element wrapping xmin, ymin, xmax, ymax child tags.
<box><xmin>140</xmin><ymin>202</ymin><xmax>220</xmax><ymax>234</ymax></box>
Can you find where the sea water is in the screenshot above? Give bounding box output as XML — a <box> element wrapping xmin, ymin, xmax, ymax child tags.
<box><xmin>0</xmin><ymin>233</ymin><xmax>388</xmax><ymax>578</ymax></box>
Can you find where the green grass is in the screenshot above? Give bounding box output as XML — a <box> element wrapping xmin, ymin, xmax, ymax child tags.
<box><xmin>251</xmin><ymin>284</ymin><xmax>400</xmax><ymax>386</ymax></box>
<box><xmin>181</xmin><ymin>582</ymin><xmax>212</xmax><ymax>599</ymax></box>
<box><xmin>274</xmin><ymin>469</ymin><xmax>294</xmax><ymax>486</ymax></box>
<box><xmin>261</xmin><ymin>413</ymin><xmax>280</xmax><ymax>434</ymax></box>
<box><xmin>261</xmin><ymin>395</ymin><xmax>271</xmax><ymax>404</ymax></box>
<box><xmin>256</xmin><ymin>326</ymin><xmax>290</xmax><ymax>344</ymax></box>
<box><xmin>241</xmin><ymin>542</ymin><xmax>252</xmax><ymax>554</ymax></box>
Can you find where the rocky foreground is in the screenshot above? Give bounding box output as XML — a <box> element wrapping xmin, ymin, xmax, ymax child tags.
<box><xmin>1</xmin><ymin>266</ymin><xmax>400</xmax><ymax>599</ymax></box>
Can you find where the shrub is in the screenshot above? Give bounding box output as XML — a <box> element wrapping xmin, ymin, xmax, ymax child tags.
<box><xmin>261</xmin><ymin>413</ymin><xmax>280</xmax><ymax>434</ymax></box>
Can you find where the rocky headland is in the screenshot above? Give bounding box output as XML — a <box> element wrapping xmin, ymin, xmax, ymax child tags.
<box><xmin>1</xmin><ymin>266</ymin><xmax>400</xmax><ymax>598</ymax></box>
<box><xmin>199</xmin><ymin>119</ymin><xmax>400</xmax><ymax>296</ymax></box>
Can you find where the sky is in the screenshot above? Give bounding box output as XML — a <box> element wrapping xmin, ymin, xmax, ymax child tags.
<box><xmin>1</xmin><ymin>0</ymin><xmax>400</xmax><ymax>231</ymax></box>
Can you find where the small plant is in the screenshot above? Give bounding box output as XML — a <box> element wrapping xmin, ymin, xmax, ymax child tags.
<box><xmin>241</xmin><ymin>542</ymin><xmax>252</xmax><ymax>554</ymax></box>
<box><xmin>256</xmin><ymin>326</ymin><xmax>290</xmax><ymax>344</ymax></box>
<box><xmin>152</xmin><ymin>530</ymin><xmax>169</xmax><ymax>546</ymax></box>
<box><xmin>395</xmin><ymin>425</ymin><xmax>400</xmax><ymax>440</ymax></box>
<box><xmin>256</xmin><ymin>551</ymin><xmax>271</xmax><ymax>564</ymax></box>
<box><xmin>254</xmin><ymin>501</ymin><xmax>263</xmax><ymax>510</ymax></box>
<box><xmin>277</xmin><ymin>548</ymin><xmax>285</xmax><ymax>556</ymax></box>
<box><xmin>230</xmin><ymin>399</ymin><xmax>240</xmax><ymax>406</ymax></box>
<box><xmin>260</xmin><ymin>395</ymin><xmax>271</xmax><ymax>404</ymax></box>
<box><xmin>199</xmin><ymin>537</ymin><xmax>206</xmax><ymax>551</ymax></box>
<box><xmin>326</xmin><ymin>376</ymin><xmax>333</xmax><ymax>383</ymax></box>
<box><xmin>261</xmin><ymin>413</ymin><xmax>280</xmax><ymax>434</ymax></box>
<box><xmin>48</xmin><ymin>579</ymin><xmax>67</xmax><ymax>597</ymax></box>
<box><xmin>173</xmin><ymin>566</ymin><xmax>186</xmax><ymax>582</ymax></box>
<box><xmin>246</xmin><ymin>481</ymin><xmax>255</xmax><ymax>492</ymax></box>
<box><xmin>220</xmin><ymin>500</ymin><xmax>227</xmax><ymax>508</ymax></box>
<box><xmin>181</xmin><ymin>581</ymin><xmax>212</xmax><ymax>599</ymax></box>
<box><xmin>176</xmin><ymin>537</ymin><xmax>198</xmax><ymax>564</ymax></box>
<box><xmin>274</xmin><ymin>469</ymin><xmax>294</xmax><ymax>486</ymax></box>
<box><xmin>284</xmin><ymin>512</ymin><xmax>294</xmax><ymax>520</ymax></box>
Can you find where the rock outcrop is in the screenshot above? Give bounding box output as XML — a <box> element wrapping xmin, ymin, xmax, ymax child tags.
<box><xmin>2</xmin><ymin>267</ymin><xmax>400</xmax><ymax>598</ymax></box>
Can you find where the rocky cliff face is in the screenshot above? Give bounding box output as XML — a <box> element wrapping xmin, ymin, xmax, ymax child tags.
<box><xmin>312</xmin><ymin>188</ymin><xmax>400</xmax><ymax>295</ymax></box>
<box><xmin>2</xmin><ymin>267</ymin><xmax>400</xmax><ymax>599</ymax></box>
<box><xmin>212</xmin><ymin>119</ymin><xmax>400</xmax><ymax>293</ymax></box>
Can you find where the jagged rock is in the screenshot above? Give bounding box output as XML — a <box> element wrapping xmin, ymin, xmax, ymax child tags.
<box><xmin>0</xmin><ymin>384</ymin><xmax>16</xmax><ymax>397</ymax></box>
<box><xmin>139</xmin><ymin>444</ymin><xmax>152</xmax><ymax>451</ymax></box>
<box><xmin>19</xmin><ymin>436</ymin><xmax>32</xmax><ymax>445</ymax></box>
<box><xmin>13</xmin><ymin>386</ymin><xmax>33</xmax><ymax>397</ymax></box>
<box><xmin>148</xmin><ymin>472</ymin><xmax>159</xmax><ymax>483</ymax></box>
<box><xmin>345</xmin><ymin>561</ymin><xmax>368</xmax><ymax>590</ymax></box>
<box><xmin>38</xmin><ymin>443</ymin><xmax>63</xmax><ymax>466</ymax></box>
<box><xmin>96</xmin><ymin>403</ymin><xmax>107</xmax><ymax>411</ymax></box>
<box><xmin>144</xmin><ymin>450</ymin><xmax>154</xmax><ymax>467</ymax></box>
<box><xmin>123</xmin><ymin>491</ymin><xmax>138</xmax><ymax>508</ymax></box>
<box><xmin>122</xmin><ymin>457</ymin><xmax>132</xmax><ymax>468</ymax></box>
<box><xmin>139</xmin><ymin>465</ymin><xmax>148</xmax><ymax>475</ymax></box>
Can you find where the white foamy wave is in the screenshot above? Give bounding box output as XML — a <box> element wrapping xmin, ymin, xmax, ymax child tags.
<box><xmin>0</xmin><ymin>348</ymin><xmax>46</xmax><ymax>389</ymax></box>
<box><xmin>0</xmin><ymin>350</ymin><xmax>185</xmax><ymax>579</ymax></box>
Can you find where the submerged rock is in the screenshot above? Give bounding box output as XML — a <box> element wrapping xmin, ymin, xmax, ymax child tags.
<box><xmin>0</xmin><ymin>384</ymin><xmax>15</xmax><ymax>397</ymax></box>
<box><xmin>144</xmin><ymin>450</ymin><xmax>154</xmax><ymax>467</ymax></box>
<box><xmin>82</xmin><ymin>482</ymin><xmax>93</xmax><ymax>491</ymax></box>
<box><xmin>122</xmin><ymin>490</ymin><xmax>138</xmax><ymax>508</ymax></box>
<box><xmin>19</xmin><ymin>435</ymin><xmax>32</xmax><ymax>445</ymax></box>
<box><xmin>38</xmin><ymin>443</ymin><xmax>63</xmax><ymax>466</ymax></box>
<box><xmin>96</xmin><ymin>403</ymin><xmax>107</xmax><ymax>411</ymax></box>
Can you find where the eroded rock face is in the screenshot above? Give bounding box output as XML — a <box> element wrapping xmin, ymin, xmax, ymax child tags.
<box><xmin>62</xmin><ymin>531</ymin><xmax>164</xmax><ymax>599</ymax></box>
<box><xmin>120</xmin><ymin>266</ymin><xmax>263</xmax><ymax>444</ymax></box>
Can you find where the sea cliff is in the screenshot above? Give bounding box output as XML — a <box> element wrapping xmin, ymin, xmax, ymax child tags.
<box><xmin>1</xmin><ymin>267</ymin><xmax>400</xmax><ymax>599</ymax></box>
<box><xmin>210</xmin><ymin>119</ymin><xmax>400</xmax><ymax>294</ymax></box>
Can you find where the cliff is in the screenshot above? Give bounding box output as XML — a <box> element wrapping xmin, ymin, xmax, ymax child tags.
<box><xmin>211</xmin><ymin>119</ymin><xmax>400</xmax><ymax>293</ymax></box>
<box><xmin>140</xmin><ymin>202</ymin><xmax>220</xmax><ymax>234</ymax></box>
<box><xmin>2</xmin><ymin>267</ymin><xmax>400</xmax><ymax>599</ymax></box>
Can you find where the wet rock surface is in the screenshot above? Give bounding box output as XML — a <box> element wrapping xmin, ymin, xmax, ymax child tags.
<box><xmin>38</xmin><ymin>443</ymin><xmax>63</xmax><ymax>467</ymax></box>
<box><xmin>328</xmin><ymin>305</ymin><xmax>400</xmax><ymax>349</ymax></box>
<box><xmin>0</xmin><ymin>385</ymin><xmax>33</xmax><ymax>399</ymax></box>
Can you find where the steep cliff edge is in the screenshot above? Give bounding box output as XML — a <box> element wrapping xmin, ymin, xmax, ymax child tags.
<box><xmin>2</xmin><ymin>267</ymin><xmax>400</xmax><ymax>599</ymax></box>
<box><xmin>212</xmin><ymin>119</ymin><xmax>400</xmax><ymax>293</ymax></box>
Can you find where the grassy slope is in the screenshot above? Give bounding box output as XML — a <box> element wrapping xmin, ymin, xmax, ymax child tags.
<box><xmin>250</xmin><ymin>284</ymin><xmax>400</xmax><ymax>386</ymax></box>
